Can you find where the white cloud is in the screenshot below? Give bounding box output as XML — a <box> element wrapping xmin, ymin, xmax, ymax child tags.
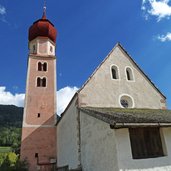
<box><xmin>0</xmin><ymin>5</ymin><xmax>6</xmax><ymax>15</ymax></box>
<box><xmin>57</xmin><ymin>86</ymin><xmax>79</xmax><ymax>115</ymax></box>
<box><xmin>157</xmin><ymin>32</ymin><xmax>171</xmax><ymax>41</ymax></box>
<box><xmin>142</xmin><ymin>0</ymin><xmax>171</xmax><ymax>21</ymax></box>
<box><xmin>0</xmin><ymin>87</ymin><xmax>25</xmax><ymax>107</ymax></box>
<box><xmin>0</xmin><ymin>86</ymin><xmax>79</xmax><ymax>115</ymax></box>
<box><xmin>0</xmin><ymin>4</ymin><xmax>8</xmax><ymax>24</ymax></box>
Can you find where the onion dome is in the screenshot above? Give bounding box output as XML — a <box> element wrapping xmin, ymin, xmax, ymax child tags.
<box><xmin>29</xmin><ymin>8</ymin><xmax>57</xmax><ymax>43</ymax></box>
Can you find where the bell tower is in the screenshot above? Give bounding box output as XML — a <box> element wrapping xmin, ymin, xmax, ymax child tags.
<box><xmin>21</xmin><ymin>6</ymin><xmax>57</xmax><ymax>171</ymax></box>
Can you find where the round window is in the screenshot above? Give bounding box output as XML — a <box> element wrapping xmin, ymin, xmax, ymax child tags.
<box><xmin>120</xmin><ymin>99</ymin><xmax>129</xmax><ymax>108</ymax></box>
<box><xmin>120</xmin><ymin>95</ymin><xmax>134</xmax><ymax>108</ymax></box>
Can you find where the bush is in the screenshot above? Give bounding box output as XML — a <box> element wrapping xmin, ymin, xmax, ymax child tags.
<box><xmin>0</xmin><ymin>152</ymin><xmax>7</xmax><ymax>165</ymax></box>
<box><xmin>0</xmin><ymin>152</ymin><xmax>28</xmax><ymax>171</ymax></box>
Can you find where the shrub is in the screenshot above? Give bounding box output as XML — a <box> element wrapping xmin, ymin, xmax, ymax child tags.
<box><xmin>0</xmin><ymin>152</ymin><xmax>28</xmax><ymax>171</ymax></box>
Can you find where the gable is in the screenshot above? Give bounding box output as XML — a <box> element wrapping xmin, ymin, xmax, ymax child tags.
<box><xmin>78</xmin><ymin>43</ymin><xmax>166</xmax><ymax>109</ymax></box>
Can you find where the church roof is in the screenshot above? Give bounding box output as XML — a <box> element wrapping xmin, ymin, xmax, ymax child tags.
<box><xmin>79</xmin><ymin>107</ymin><xmax>171</xmax><ymax>129</ymax></box>
<box><xmin>78</xmin><ymin>43</ymin><xmax>166</xmax><ymax>99</ymax></box>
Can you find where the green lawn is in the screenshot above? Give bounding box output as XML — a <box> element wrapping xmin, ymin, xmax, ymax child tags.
<box><xmin>0</xmin><ymin>147</ymin><xmax>11</xmax><ymax>153</ymax></box>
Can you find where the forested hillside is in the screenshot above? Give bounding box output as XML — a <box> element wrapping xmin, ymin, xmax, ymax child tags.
<box><xmin>0</xmin><ymin>105</ymin><xmax>23</xmax><ymax>127</ymax></box>
<box><xmin>0</xmin><ymin>105</ymin><xmax>23</xmax><ymax>151</ymax></box>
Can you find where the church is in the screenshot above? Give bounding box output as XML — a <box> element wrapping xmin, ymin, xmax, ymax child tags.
<box><xmin>20</xmin><ymin>7</ymin><xmax>171</xmax><ymax>171</ymax></box>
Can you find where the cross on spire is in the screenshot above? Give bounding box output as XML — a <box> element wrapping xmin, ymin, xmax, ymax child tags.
<box><xmin>42</xmin><ymin>0</ymin><xmax>47</xmax><ymax>19</ymax></box>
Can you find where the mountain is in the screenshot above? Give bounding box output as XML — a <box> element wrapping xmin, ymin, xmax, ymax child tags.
<box><xmin>0</xmin><ymin>105</ymin><xmax>23</xmax><ymax>128</ymax></box>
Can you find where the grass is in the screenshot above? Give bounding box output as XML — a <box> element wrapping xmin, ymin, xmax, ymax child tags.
<box><xmin>0</xmin><ymin>147</ymin><xmax>11</xmax><ymax>153</ymax></box>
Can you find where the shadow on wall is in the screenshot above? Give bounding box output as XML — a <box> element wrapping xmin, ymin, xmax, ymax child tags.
<box><xmin>20</xmin><ymin>114</ymin><xmax>57</xmax><ymax>171</ymax></box>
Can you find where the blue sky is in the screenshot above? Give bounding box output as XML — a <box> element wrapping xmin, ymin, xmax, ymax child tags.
<box><xmin>0</xmin><ymin>0</ymin><xmax>171</xmax><ymax>113</ymax></box>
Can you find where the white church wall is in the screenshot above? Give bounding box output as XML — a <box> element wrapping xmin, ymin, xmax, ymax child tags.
<box><xmin>80</xmin><ymin>111</ymin><xmax>119</xmax><ymax>171</ymax></box>
<box><xmin>57</xmin><ymin>97</ymin><xmax>80</xmax><ymax>169</ymax></box>
<box><xmin>79</xmin><ymin>45</ymin><xmax>166</xmax><ymax>109</ymax></box>
<box><xmin>115</xmin><ymin>128</ymin><xmax>171</xmax><ymax>171</ymax></box>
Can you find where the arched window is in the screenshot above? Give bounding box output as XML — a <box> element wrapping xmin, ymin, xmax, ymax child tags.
<box><xmin>111</xmin><ymin>65</ymin><xmax>119</xmax><ymax>79</ymax></box>
<box><xmin>37</xmin><ymin>62</ymin><xmax>47</xmax><ymax>71</ymax></box>
<box><xmin>38</xmin><ymin>62</ymin><xmax>42</xmax><ymax>71</ymax></box>
<box><xmin>43</xmin><ymin>63</ymin><xmax>47</xmax><ymax>71</ymax></box>
<box><xmin>37</xmin><ymin>77</ymin><xmax>47</xmax><ymax>87</ymax></box>
<box><xmin>37</xmin><ymin>77</ymin><xmax>41</xmax><ymax>87</ymax></box>
<box><xmin>42</xmin><ymin>77</ymin><xmax>46</xmax><ymax>87</ymax></box>
<box><xmin>126</xmin><ymin>67</ymin><xmax>134</xmax><ymax>81</ymax></box>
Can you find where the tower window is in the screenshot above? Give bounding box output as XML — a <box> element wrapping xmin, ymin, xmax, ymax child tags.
<box><xmin>43</xmin><ymin>63</ymin><xmax>47</xmax><ymax>71</ymax></box>
<box><xmin>126</xmin><ymin>67</ymin><xmax>134</xmax><ymax>81</ymax></box>
<box><xmin>37</xmin><ymin>77</ymin><xmax>47</xmax><ymax>87</ymax></box>
<box><xmin>38</xmin><ymin>62</ymin><xmax>47</xmax><ymax>71</ymax></box>
<box><xmin>42</xmin><ymin>78</ymin><xmax>46</xmax><ymax>87</ymax></box>
<box><xmin>111</xmin><ymin>65</ymin><xmax>119</xmax><ymax>79</ymax></box>
<box><xmin>37</xmin><ymin>113</ymin><xmax>40</xmax><ymax>118</ymax></box>
<box><xmin>35</xmin><ymin>153</ymin><xmax>38</xmax><ymax>158</ymax></box>
<box><xmin>37</xmin><ymin>77</ymin><xmax>41</xmax><ymax>87</ymax></box>
<box><xmin>38</xmin><ymin>62</ymin><xmax>42</xmax><ymax>71</ymax></box>
<box><xmin>50</xmin><ymin>46</ymin><xmax>53</xmax><ymax>52</ymax></box>
<box><xmin>33</xmin><ymin>45</ymin><xmax>36</xmax><ymax>54</ymax></box>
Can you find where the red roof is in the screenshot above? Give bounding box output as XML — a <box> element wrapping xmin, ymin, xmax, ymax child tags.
<box><xmin>29</xmin><ymin>12</ymin><xmax>57</xmax><ymax>43</ymax></box>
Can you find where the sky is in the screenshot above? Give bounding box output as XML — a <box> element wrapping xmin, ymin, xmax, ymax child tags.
<box><xmin>0</xmin><ymin>0</ymin><xmax>171</xmax><ymax>114</ymax></box>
